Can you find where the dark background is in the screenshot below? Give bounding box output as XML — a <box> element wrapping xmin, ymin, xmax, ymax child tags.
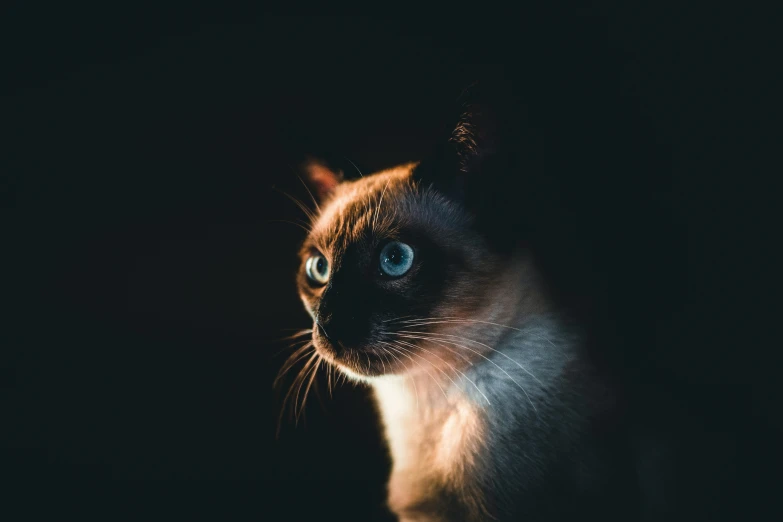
<box><xmin>1</xmin><ymin>6</ymin><xmax>774</xmax><ymax>521</ymax></box>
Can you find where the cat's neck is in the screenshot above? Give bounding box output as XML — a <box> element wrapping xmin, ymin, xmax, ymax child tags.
<box><xmin>372</xmin><ymin>356</ymin><xmax>492</xmax><ymax>520</ymax></box>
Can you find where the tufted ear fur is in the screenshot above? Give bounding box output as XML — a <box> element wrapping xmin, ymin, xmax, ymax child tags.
<box><xmin>301</xmin><ymin>157</ymin><xmax>344</xmax><ymax>200</ymax></box>
<box><xmin>413</xmin><ymin>79</ymin><xmax>514</xmax><ymax>205</ymax></box>
<box><xmin>450</xmin><ymin>99</ymin><xmax>501</xmax><ymax>176</ymax></box>
<box><xmin>410</xmin><ymin>77</ymin><xmax>529</xmax><ymax>254</ymax></box>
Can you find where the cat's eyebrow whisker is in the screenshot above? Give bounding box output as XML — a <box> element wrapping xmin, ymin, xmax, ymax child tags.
<box><xmin>388</xmin><ymin>342</ymin><xmax>448</xmax><ymax>402</ymax></box>
<box><xmin>396</xmin><ymin>333</ymin><xmax>539</xmax><ymax>417</ymax></box>
<box><xmin>274</xmin><ymin>187</ymin><xmax>318</xmax><ymax>224</ymax></box>
<box><xmin>344</xmin><ymin>156</ymin><xmax>363</xmax><ymax>178</ymax></box>
<box><xmin>372</xmin><ymin>178</ymin><xmax>392</xmax><ymax>233</ymax></box>
<box><xmin>265</xmin><ymin>218</ymin><xmax>314</xmax><ymax>235</ymax></box>
<box><xmin>399</xmin><ymin>329</ymin><xmax>547</xmax><ymax>389</ymax></box>
<box><xmin>296</xmin><ymin>174</ymin><xmax>321</xmax><ymax>213</ymax></box>
<box><xmin>394</xmin><ymin>339</ymin><xmax>490</xmax><ymax>406</ymax></box>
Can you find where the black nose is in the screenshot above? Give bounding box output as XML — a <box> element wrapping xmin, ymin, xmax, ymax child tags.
<box><xmin>318</xmin><ymin>314</ymin><xmax>371</xmax><ymax>350</ymax></box>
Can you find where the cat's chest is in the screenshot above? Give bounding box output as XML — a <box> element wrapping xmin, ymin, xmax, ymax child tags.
<box><xmin>372</xmin><ymin>376</ymin><xmax>485</xmax><ymax>478</ymax></box>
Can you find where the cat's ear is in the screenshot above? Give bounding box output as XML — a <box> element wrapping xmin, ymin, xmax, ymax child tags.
<box><xmin>413</xmin><ymin>81</ymin><xmax>507</xmax><ymax>201</ymax></box>
<box><xmin>449</xmin><ymin>102</ymin><xmax>500</xmax><ymax>175</ymax></box>
<box><xmin>302</xmin><ymin>157</ymin><xmax>344</xmax><ymax>200</ymax></box>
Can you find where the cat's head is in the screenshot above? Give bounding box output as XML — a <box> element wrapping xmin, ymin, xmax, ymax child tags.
<box><xmin>295</xmin><ymin>98</ymin><xmax>546</xmax><ymax>381</ymax></box>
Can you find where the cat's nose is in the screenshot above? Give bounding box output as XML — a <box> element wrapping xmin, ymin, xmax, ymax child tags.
<box><xmin>319</xmin><ymin>314</ymin><xmax>370</xmax><ymax>350</ymax></box>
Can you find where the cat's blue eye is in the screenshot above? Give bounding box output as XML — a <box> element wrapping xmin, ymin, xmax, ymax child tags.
<box><xmin>379</xmin><ymin>241</ymin><xmax>414</xmax><ymax>277</ymax></box>
<box><xmin>305</xmin><ymin>254</ymin><xmax>330</xmax><ymax>285</ymax></box>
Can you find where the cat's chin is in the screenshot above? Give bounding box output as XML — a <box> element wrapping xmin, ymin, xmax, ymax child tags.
<box><xmin>333</xmin><ymin>364</ymin><xmax>383</xmax><ymax>384</ymax></box>
<box><xmin>321</xmin><ymin>356</ymin><xmax>395</xmax><ymax>384</ymax></box>
<box><xmin>313</xmin><ymin>339</ymin><xmax>401</xmax><ymax>382</ymax></box>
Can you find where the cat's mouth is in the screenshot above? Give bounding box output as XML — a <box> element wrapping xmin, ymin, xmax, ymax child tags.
<box><xmin>312</xmin><ymin>326</ymin><xmax>403</xmax><ymax>379</ymax></box>
<box><xmin>312</xmin><ymin>339</ymin><xmax>387</xmax><ymax>378</ymax></box>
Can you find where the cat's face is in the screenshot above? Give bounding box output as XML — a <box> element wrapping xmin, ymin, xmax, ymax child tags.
<box><xmin>296</xmin><ymin>162</ymin><xmax>504</xmax><ymax>380</ymax></box>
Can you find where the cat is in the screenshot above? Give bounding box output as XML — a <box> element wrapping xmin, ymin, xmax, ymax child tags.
<box><xmin>292</xmin><ymin>98</ymin><xmax>639</xmax><ymax>521</ymax></box>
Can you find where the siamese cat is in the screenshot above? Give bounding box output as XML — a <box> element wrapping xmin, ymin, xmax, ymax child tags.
<box><xmin>291</xmin><ymin>101</ymin><xmax>636</xmax><ymax>521</ymax></box>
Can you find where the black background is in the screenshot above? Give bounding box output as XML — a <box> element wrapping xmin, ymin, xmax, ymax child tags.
<box><xmin>1</xmin><ymin>6</ymin><xmax>775</xmax><ymax>521</ymax></box>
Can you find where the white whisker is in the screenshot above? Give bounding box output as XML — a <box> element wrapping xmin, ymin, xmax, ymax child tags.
<box><xmin>398</xmin><ymin>317</ymin><xmax>563</xmax><ymax>353</ymax></box>
<box><xmin>273</xmin><ymin>343</ymin><xmax>314</xmax><ymax>388</ymax></box>
<box><xmin>396</xmin><ymin>333</ymin><xmax>539</xmax><ymax>416</ymax></box>
<box><xmin>372</xmin><ymin>178</ymin><xmax>392</xmax><ymax>232</ymax></box>
<box><xmin>394</xmin><ymin>339</ymin><xmax>490</xmax><ymax>405</ymax></box>
<box><xmin>276</xmin><ymin>347</ymin><xmax>316</xmax><ymax>438</ymax></box>
<box><xmin>388</xmin><ymin>342</ymin><xmax>448</xmax><ymax>402</ymax></box>
<box><xmin>379</xmin><ymin>341</ymin><xmax>420</xmax><ymax>411</ymax></box>
<box><xmin>293</xmin><ymin>352</ymin><xmax>319</xmax><ymax>424</ymax></box>
<box><xmin>399</xmin><ymin>328</ymin><xmax>547</xmax><ymax>388</ymax></box>
<box><xmin>394</xmin><ymin>339</ymin><xmax>490</xmax><ymax>406</ymax></box>
<box><xmin>297</xmin><ymin>356</ymin><xmax>322</xmax><ymax>424</ymax></box>
<box><xmin>296</xmin><ymin>175</ymin><xmax>321</xmax><ymax>213</ymax></box>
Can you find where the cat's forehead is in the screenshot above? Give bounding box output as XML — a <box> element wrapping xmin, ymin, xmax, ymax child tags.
<box><xmin>307</xmin><ymin>163</ymin><xmax>418</xmax><ymax>252</ymax></box>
